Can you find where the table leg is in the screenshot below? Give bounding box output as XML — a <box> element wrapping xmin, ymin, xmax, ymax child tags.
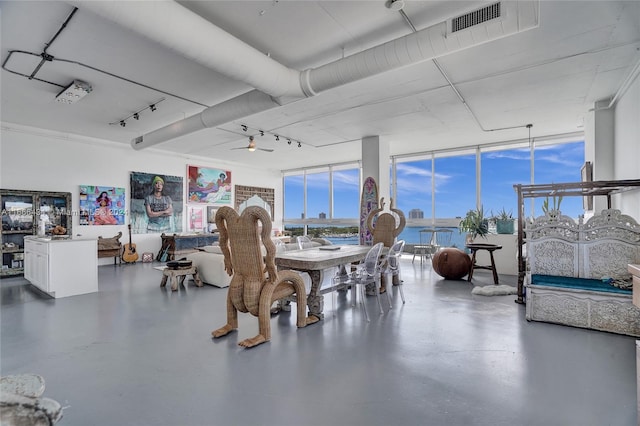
<box><xmin>192</xmin><ymin>270</ymin><xmax>203</xmax><ymax>287</ymax></box>
<box><xmin>468</xmin><ymin>250</ymin><xmax>477</xmax><ymax>281</ymax></box>
<box><xmin>160</xmin><ymin>273</ymin><xmax>168</xmax><ymax>288</ymax></box>
<box><xmin>489</xmin><ymin>250</ymin><xmax>499</xmax><ymax>284</ymax></box>
<box><xmin>171</xmin><ymin>275</ymin><xmax>179</xmax><ymax>291</ymax></box>
<box><xmin>307</xmin><ymin>270</ymin><xmax>324</xmax><ymax>320</ymax></box>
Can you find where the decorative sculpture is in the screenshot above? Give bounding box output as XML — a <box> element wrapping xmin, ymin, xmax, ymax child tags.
<box><xmin>212</xmin><ymin>206</ymin><xmax>314</xmax><ymax>348</ymax></box>
<box><xmin>366</xmin><ymin>197</ymin><xmax>406</xmax><ymax>248</ymax></box>
<box><xmin>365</xmin><ymin>197</ymin><xmax>406</xmax><ymax>291</ymax></box>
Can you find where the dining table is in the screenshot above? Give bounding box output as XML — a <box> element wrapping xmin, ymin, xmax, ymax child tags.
<box><xmin>275</xmin><ymin>245</ymin><xmax>372</xmax><ymax>320</ymax></box>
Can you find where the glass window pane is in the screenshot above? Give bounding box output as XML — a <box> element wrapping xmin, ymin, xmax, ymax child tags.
<box><xmin>306</xmin><ymin>171</ymin><xmax>329</xmax><ymax>220</ymax></box>
<box><xmin>284</xmin><ymin>175</ymin><xmax>304</xmax><ymax>219</ymax></box>
<box><xmin>333</xmin><ymin>168</ymin><xmax>360</xmax><ymax>219</ymax></box>
<box><xmin>481</xmin><ymin>146</ymin><xmax>530</xmax><ymax>219</ymax></box>
<box><xmin>534</xmin><ymin>141</ymin><xmax>585</xmax><ymax>218</ymax></box>
<box><xmin>395</xmin><ymin>158</ymin><xmax>432</xmax><ymax>221</ymax></box>
<box><xmin>434</xmin><ymin>154</ymin><xmax>476</xmax><ymax>219</ymax></box>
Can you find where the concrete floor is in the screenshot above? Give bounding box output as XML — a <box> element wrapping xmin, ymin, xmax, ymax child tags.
<box><xmin>1</xmin><ymin>257</ymin><xmax>637</xmax><ymax>426</ymax></box>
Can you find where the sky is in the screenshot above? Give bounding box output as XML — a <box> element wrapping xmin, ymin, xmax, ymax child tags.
<box><xmin>285</xmin><ymin>141</ymin><xmax>585</xmax><ymax>221</ymax></box>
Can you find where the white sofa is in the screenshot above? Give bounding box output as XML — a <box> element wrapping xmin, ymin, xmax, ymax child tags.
<box><xmin>185</xmin><ymin>238</ymin><xmax>335</xmax><ymax>288</ymax></box>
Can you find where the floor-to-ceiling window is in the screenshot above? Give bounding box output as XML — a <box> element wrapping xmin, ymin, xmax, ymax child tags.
<box><xmin>284</xmin><ymin>136</ymin><xmax>585</xmax><ymax>245</ymax></box>
<box><xmin>283</xmin><ymin>163</ymin><xmax>361</xmax><ymax>242</ymax></box>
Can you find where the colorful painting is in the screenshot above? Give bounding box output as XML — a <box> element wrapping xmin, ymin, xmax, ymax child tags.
<box><xmin>130</xmin><ymin>172</ymin><xmax>183</xmax><ymax>234</ymax></box>
<box><xmin>187</xmin><ymin>165</ymin><xmax>231</xmax><ymax>204</ymax></box>
<box><xmin>79</xmin><ymin>185</ymin><xmax>126</xmax><ymax>226</ymax></box>
<box><xmin>188</xmin><ymin>206</ymin><xmax>204</xmax><ymax>232</ymax></box>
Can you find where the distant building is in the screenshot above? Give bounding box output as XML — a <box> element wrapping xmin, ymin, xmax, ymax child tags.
<box><xmin>301</xmin><ymin>213</ymin><xmax>305</xmax><ymax>219</ymax></box>
<box><xmin>319</xmin><ymin>212</ymin><xmax>326</xmax><ymax>219</ymax></box>
<box><xmin>409</xmin><ymin>209</ymin><xmax>424</xmax><ymax>219</ymax></box>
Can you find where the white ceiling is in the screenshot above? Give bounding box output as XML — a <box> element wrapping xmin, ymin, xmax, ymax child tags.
<box><xmin>1</xmin><ymin>1</ymin><xmax>639</xmax><ymax>171</ymax></box>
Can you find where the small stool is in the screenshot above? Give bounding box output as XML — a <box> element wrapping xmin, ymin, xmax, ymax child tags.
<box><xmin>160</xmin><ymin>265</ymin><xmax>203</xmax><ymax>291</ymax></box>
<box><xmin>466</xmin><ymin>243</ymin><xmax>502</xmax><ymax>284</ymax></box>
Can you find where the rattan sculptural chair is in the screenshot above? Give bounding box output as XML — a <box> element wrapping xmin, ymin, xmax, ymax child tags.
<box><xmin>366</xmin><ymin>197</ymin><xmax>406</xmax><ymax>248</ymax></box>
<box><xmin>212</xmin><ymin>206</ymin><xmax>315</xmax><ymax>348</ymax></box>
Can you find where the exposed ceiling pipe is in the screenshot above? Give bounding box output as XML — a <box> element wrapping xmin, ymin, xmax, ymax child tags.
<box><xmin>71</xmin><ymin>0</ymin><xmax>540</xmax><ymax>149</ymax></box>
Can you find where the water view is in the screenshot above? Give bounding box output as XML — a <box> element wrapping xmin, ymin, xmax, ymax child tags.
<box><xmin>318</xmin><ymin>226</ymin><xmax>467</xmax><ymax>248</ymax></box>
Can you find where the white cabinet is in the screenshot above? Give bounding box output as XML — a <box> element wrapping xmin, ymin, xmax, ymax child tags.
<box><xmin>24</xmin><ymin>237</ymin><xmax>98</xmax><ymax>298</ymax></box>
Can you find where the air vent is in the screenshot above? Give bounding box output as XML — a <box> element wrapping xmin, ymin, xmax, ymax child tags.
<box><xmin>451</xmin><ymin>2</ymin><xmax>501</xmax><ymax>33</ymax></box>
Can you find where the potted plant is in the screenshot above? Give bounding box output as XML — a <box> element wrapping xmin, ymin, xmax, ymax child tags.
<box><xmin>459</xmin><ymin>206</ymin><xmax>489</xmax><ymax>243</ymax></box>
<box><xmin>494</xmin><ymin>207</ymin><xmax>515</xmax><ymax>234</ymax></box>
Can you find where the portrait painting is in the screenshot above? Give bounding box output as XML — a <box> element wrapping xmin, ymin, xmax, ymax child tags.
<box><xmin>130</xmin><ymin>172</ymin><xmax>183</xmax><ymax>234</ymax></box>
<box><xmin>187</xmin><ymin>165</ymin><xmax>232</xmax><ymax>204</ymax></box>
<box><xmin>79</xmin><ymin>185</ymin><xmax>126</xmax><ymax>226</ymax></box>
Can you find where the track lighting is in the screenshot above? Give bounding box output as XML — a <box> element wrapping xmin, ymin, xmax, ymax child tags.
<box><xmin>259</xmin><ymin>130</ymin><xmax>264</xmax><ymax>136</ymax></box>
<box><xmin>287</xmin><ymin>139</ymin><xmax>291</xmax><ymax>145</ymax></box>
<box><xmin>275</xmin><ymin>135</ymin><xmax>279</xmax><ymax>141</ymax></box>
<box><xmin>241</xmin><ymin>125</ymin><xmax>247</xmax><ymax>132</ymax></box>
<box><xmin>110</xmin><ymin>97</ymin><xmax>165</xmax><ymax>127</ymax></box>
<box><xmin>297</xmin><ymin>141</ymin><xmax>301</xmax><ymax>148</ymax></box>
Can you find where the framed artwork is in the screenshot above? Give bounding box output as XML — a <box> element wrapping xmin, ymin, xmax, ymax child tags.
<box><xmin>130</xmin><ymin>172</ymin><xmax>183</xmax><ymax>234</ymax></box>
<box><xmin>188</xmin><ymin>206</ymin><xmax>204</xmax><ymax>232</ymax></box>
<box><xmin>581</xmin><ymin>161</ymin><xmax>593</xmax><ymax>210</ymax></box>
<box><xmin>187</xmin><ymin>165</ymin><xmax>232</xmax><ymax>204</ymax></box>
<box><xmin>234</xmin><ymin>185</ymin><xmax>274</xmax><ymax>219</ymax></box>
<box><xmin>79</xmin><ymin>185</ymin><xmax>126</xmax><ymax>226</ymax></box>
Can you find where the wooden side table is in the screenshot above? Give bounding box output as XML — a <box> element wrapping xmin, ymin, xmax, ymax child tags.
<box><xmin>160</xmin><ymin>265</ymin><xmax>203</xmax><ymax>291</ymax></box>
<box><xmin>466</xmin><ymin>243</ymin><xmax>503</xmax><ymax>284</ymax></box>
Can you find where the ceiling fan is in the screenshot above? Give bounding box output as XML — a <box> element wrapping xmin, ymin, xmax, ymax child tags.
<box><xmin>232</xmin><ymin>136</ymin><xmax>274</xmax><ymax>153</ymax></box>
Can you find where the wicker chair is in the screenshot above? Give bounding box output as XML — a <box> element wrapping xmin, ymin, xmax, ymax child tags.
<box><xmin>211</xmin><ymin>206</ymin><xmax>313</xmax><ymax>348</ymax></box>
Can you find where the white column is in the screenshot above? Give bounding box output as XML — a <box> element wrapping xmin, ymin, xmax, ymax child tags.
<box><xmin>361</xmin><ymin>135</ymin><xmax>390</xmax><ymax>203</ymax></box>
<box><xmin>584</xmin><ymin>99</ymin><xmax>615</xmax><ymax>213</ymax></box>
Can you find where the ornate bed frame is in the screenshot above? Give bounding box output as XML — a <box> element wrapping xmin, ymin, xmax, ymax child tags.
<box><xmin>525</xmin><ymin>209</ymin><xmax>640</xmax><ymax>336</ymax></box>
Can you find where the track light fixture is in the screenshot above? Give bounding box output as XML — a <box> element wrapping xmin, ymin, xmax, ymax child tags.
<box><xmin>235</xmin><ymin>124</ymin><xmax>305</xmax><ymax>150</ymax></box>
<box><xmin>110</xmin><ymin>97</ymin><xmax>165</xmax><ymax>127</ymax></box>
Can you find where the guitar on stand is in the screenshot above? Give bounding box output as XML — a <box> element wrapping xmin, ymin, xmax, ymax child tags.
<box><xmin>122</xmin><ymin>224</ymin><xmax>139</xmax><ymax>263</ymax></box>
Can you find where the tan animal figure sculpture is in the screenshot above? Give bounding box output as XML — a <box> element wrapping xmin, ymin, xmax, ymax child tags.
<box><xmin>366</xmin><ymin>197</ymin><xmax>406</xmax><ymax>290</ymax></box>
<box><xmin>212</xmin><ymin>206</ymin><xmax>312</xmax><ymax>348</ymax></box>
<box><xmin>366</xmin><ymin>197</ymin><xmax>406</xmax><ymax>248</ymax></box>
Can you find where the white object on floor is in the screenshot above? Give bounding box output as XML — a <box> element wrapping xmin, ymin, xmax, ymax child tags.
<box><xmin>471</xmin><ymin>284</ymin><xmax>518</xmax><ymax>296</ymax></box>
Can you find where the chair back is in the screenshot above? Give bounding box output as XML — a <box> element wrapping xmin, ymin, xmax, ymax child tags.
<box><xmin>362</xmin><ymin>242</ymin><xmax>384</xmax><ymax>276</ymax></box>
<box><xmin>419</xmin><ymin>229</ymin><xmax>435</xmax><ymax>246</ymax></box>
<box><xmin>387</xmin><ymin>240</ymin><xmax>405</xmax><ymax>269</ymax></box>
<box><xmin>434</xmin><ymin>229</ymin><xmax>453</xmax><ymax>248</ymax></box>
<box><xmin>296</xmin><ymin>235</ymin><xmax>314</xmax><ymax>250</ymax></box>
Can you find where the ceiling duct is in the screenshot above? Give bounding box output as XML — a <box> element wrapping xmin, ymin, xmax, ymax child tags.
<box><xmin>70</xmin><ymin>0</ymin><xmax>539</xmax><ymax>149</ymax></box>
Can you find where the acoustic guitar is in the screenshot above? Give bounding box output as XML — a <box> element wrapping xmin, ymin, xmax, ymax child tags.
<box><xmin>122</xmin><ymin>224</ymin><xmax>139</xmax><ymax>263</ymax></box>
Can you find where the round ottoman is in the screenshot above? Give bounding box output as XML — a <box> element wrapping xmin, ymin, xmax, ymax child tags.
<box><xmin>432</xmin><ymin>248</ymin><xmax>472</xmax><ymax>280</ymax></box>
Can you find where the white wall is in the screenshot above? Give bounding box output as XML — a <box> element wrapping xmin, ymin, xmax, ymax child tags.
<box><xmin>0</xmin><ymin>124</ymin><xmax>282</xmax><ymax>264</ymax></box>
<box><xmin>613</xmin><ymin>73</ymin><xmax>640</xmax><ymax>220</ymax></box>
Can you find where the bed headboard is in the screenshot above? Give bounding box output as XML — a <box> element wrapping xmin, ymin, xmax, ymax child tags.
<box><xmin>526</xmin><ymin>209</ymin><xmax>640</xmax><ymax>280</ymax></box>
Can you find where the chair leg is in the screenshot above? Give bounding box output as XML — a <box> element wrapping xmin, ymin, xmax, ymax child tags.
<box><xmin>374</xmin><ymin>278</ymin><xmax>384</xmax><ymax>315</ymax></box>
<box><xmin>385</xmin><ymin>272</ymin><xmax>393</xmax><ymax>309</ymax></box>
<box><xmin>358</xmin><ymin>284</ymin><xmax>370</xmax><ymax>321</ymax></box>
